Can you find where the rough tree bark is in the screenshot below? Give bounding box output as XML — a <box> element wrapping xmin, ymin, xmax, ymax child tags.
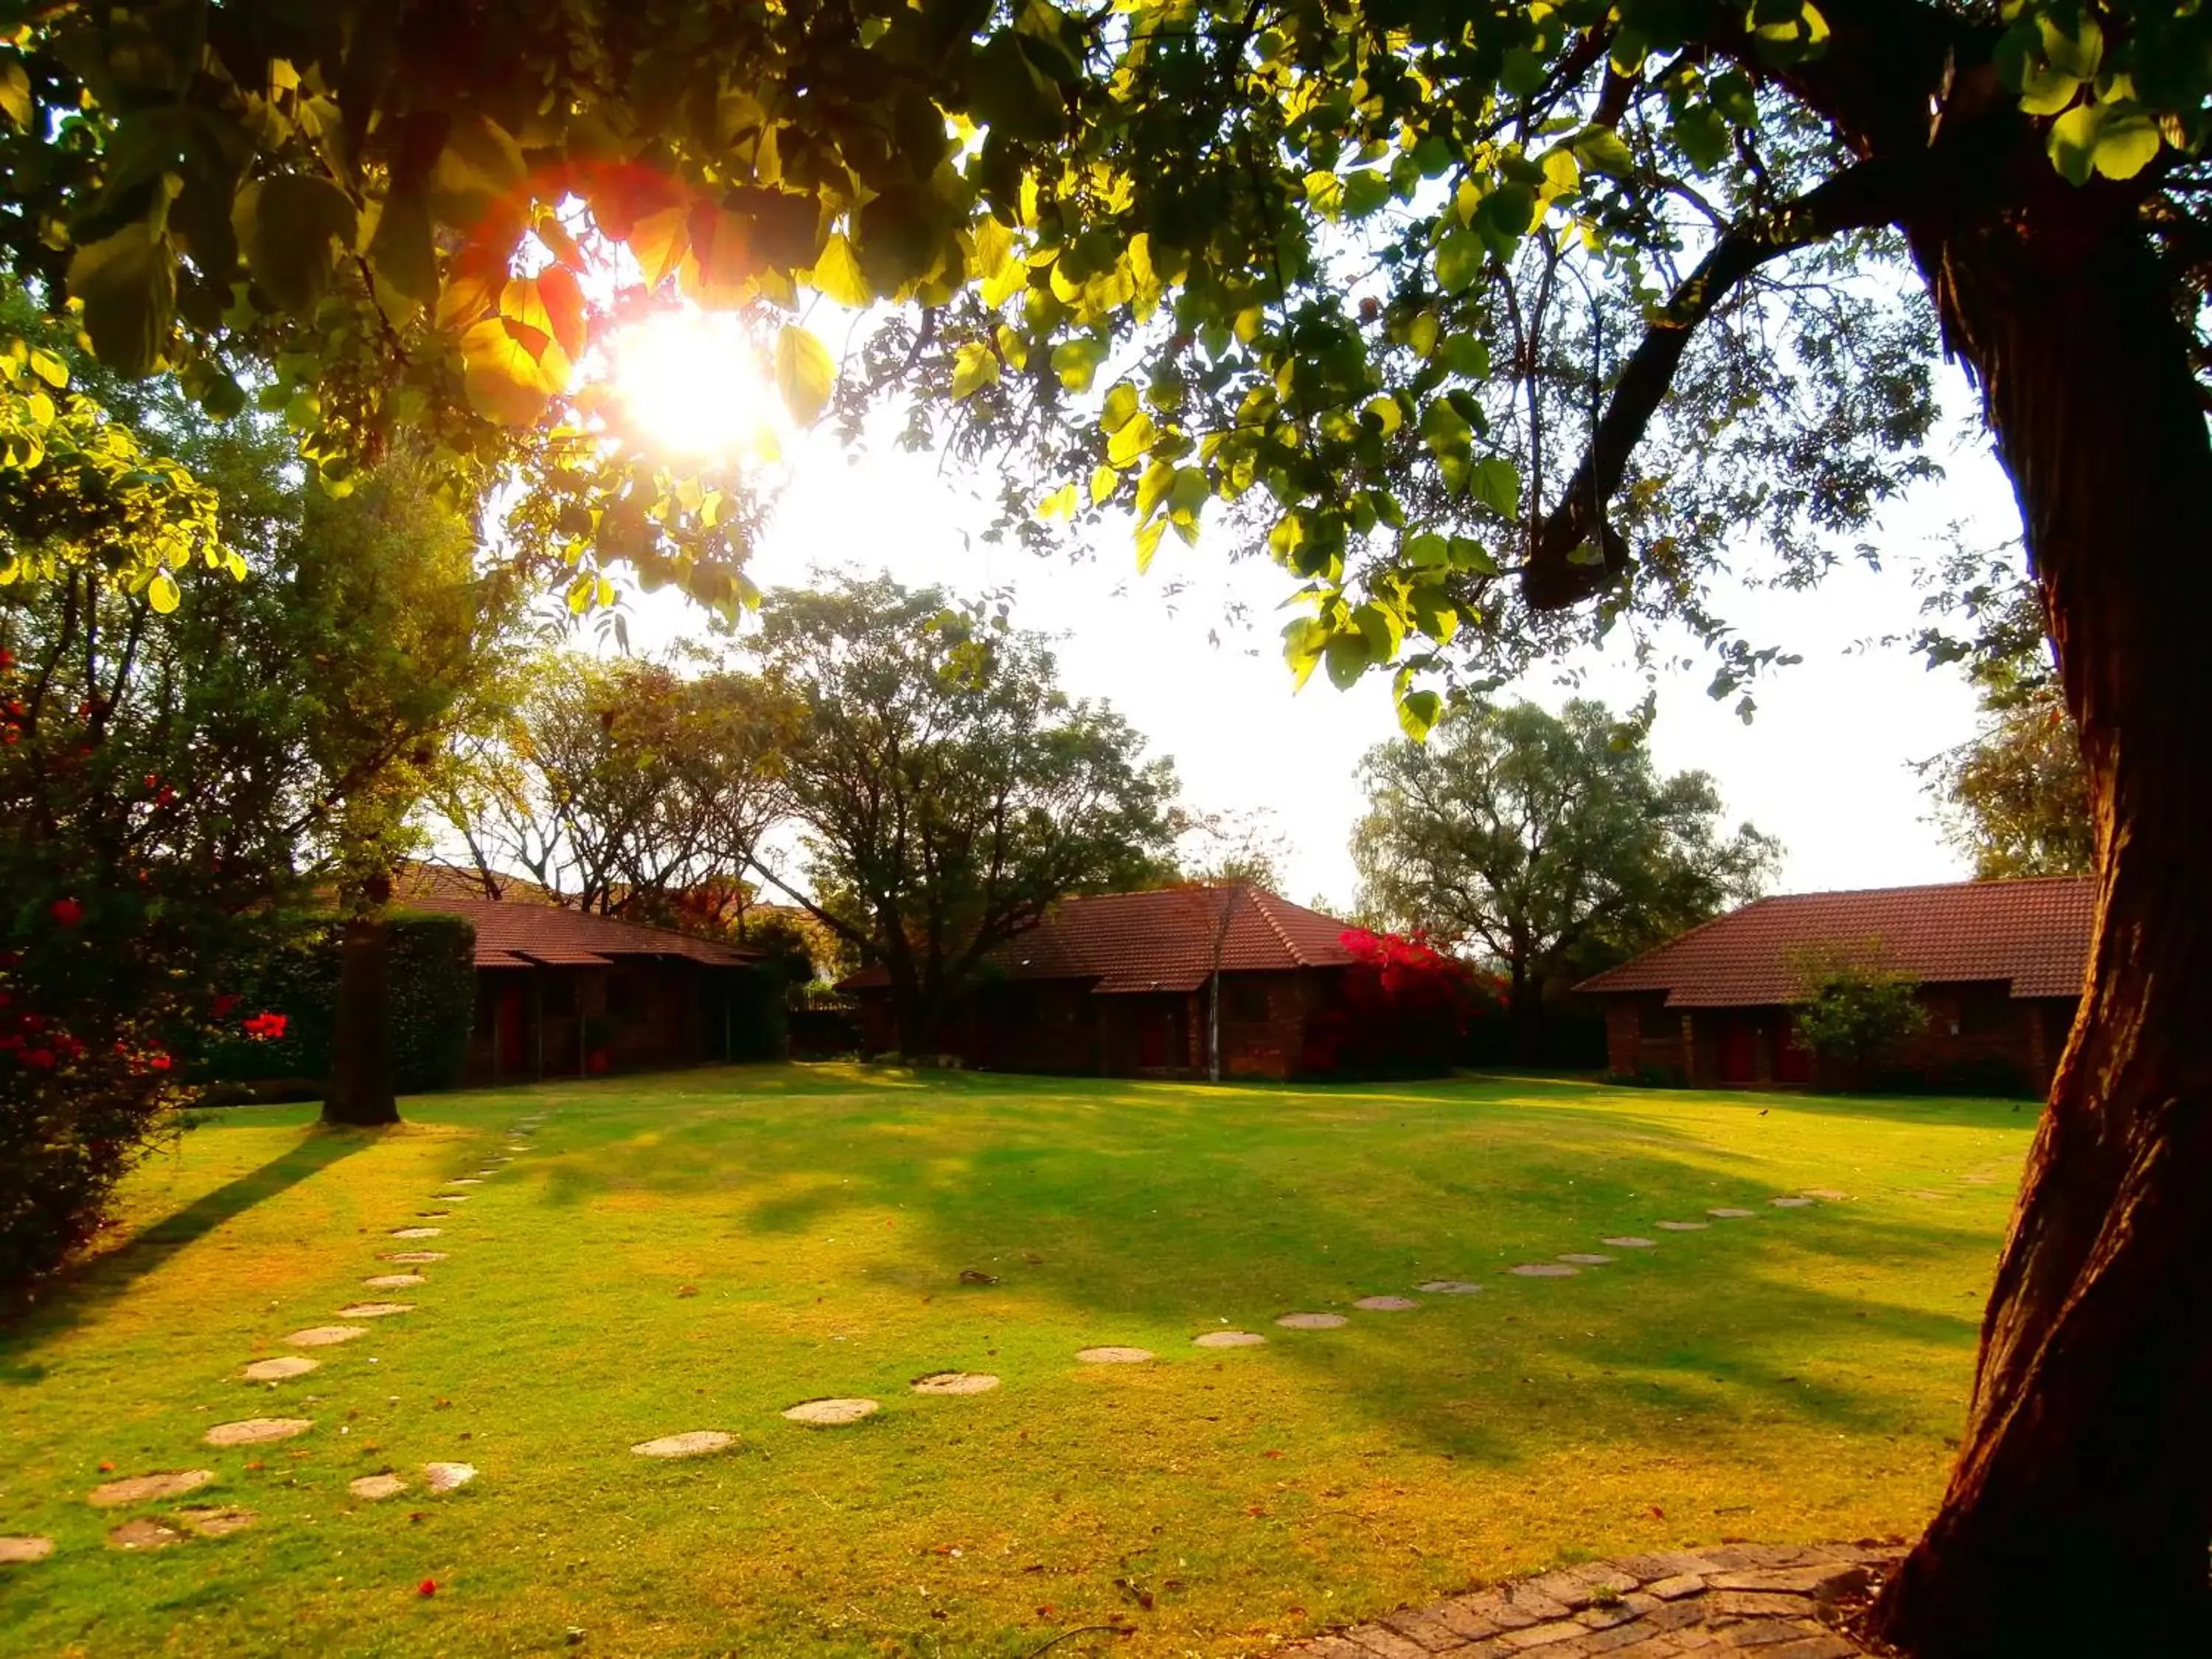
<box><xmin>1865</xmin><ymin>116</ymin><xmax>2212</xmax><ymax>1658</ymax></box>
<box><xmin>323</xmin><ymin>912</ymin><xmax>399</xmax><ymax>1127</ymax></box>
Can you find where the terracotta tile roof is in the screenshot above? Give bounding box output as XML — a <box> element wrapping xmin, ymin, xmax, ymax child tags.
<box><xmin>841</xmin><ymin>886</ymin><xmax>1357</xmax><ymax>995</ymax></box>
<box><xmin>1576</xmin><ymin>877</ymin><xmax>2094</xmax><ymax>1007</ymax></box>
<box><xmin>400</xmin><ymin>893</ymin><xmax>762</xmax><ymax>970</ymax></box>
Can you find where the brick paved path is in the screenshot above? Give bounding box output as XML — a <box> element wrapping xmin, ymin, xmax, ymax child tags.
<box><xmin>1289</xmin><ymin>1541</ymin><xmax>1902</xmax><ymax>1658</ymax></box>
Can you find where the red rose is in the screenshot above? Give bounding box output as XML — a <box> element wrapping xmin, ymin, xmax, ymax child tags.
<box><xmin>417</xmin><ymin>1579</ymin><xmax>437</xmax><ymax>1597</ymax></box>
<box><xmin>49</xmin><ymin>898</ymin><xmax>83</xmax><ymax>927</ymax></box>
<box><xmin>21</xmin><ymin>1048</ymin><xmax>54</xmax><ymax>1068</ymax></box>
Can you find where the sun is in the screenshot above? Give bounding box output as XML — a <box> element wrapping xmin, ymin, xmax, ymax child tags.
<box><xmin>603</xmin><ymin>309</ymin><xmax>785</xmax><ymax>460</ymax></box>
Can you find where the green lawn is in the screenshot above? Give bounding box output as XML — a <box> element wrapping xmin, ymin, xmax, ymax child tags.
<box><xmin>0</xmin><ymin>1065</ymin><xmax>2032</xmax><ymax>1658</ymax></box>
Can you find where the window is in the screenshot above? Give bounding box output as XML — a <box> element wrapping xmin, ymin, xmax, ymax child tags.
<box><xmin>1224</xmin><ymin>979</ymin><xmax>1270</xmax><ymax>1023</ymax></box>
<box><xmin>1638</xmin><ymin>996</ymin><xmax>1677</xmax><ymax>1040</ymax></box>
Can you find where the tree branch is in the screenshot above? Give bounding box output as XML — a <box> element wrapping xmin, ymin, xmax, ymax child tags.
<box><xmin>1521</xmin><ymin>157</ymin><xmax>1919</xmax><ymax>611</ymax></box>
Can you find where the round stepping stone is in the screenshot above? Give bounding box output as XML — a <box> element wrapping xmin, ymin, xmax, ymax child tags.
<box><xmin>1508</xmin><ymin>1263</ymin><xmax>1578</xmax><ymax>1277</ymax></box>
<box><xmin>107</xmin><ymin>1518</ymin><xmax>184</xmax><ymax>1551</ymax></box>
<box><xmin>632</xmin><ymin>1430</ymin><xmax>737</xmax><ymax>1458</ymax></box>
<box><xmin>1601</xmin><ymin>1237</ymin><xmax>1657</xmax><ymax>1248</ymax></box>
<box><xmin>1803</xmin><ymin>1188</ymin><xmax>1850</xmax><ymax>1201</ymax></box>
<box><xmin>178</xmin><ymin>1506</ymin><xmax>255</xmax><ymax>1537</ymax></box>
<box><xmin>204</xmin><ymin>1417</ymin><xmax>313</xmax><ymax>1447</ymax></box>
<box><xmin>1274</xmin><ymin>1312</ymin><xmax>1348</xmax><ymax>1329</ymax></box>
<box><xmin>242</xmin><ymin>1356</ymin><xmax>317</xmax><ymax>1382</ymax></box>
<box><xmin>782</xmin><ymin>1397</ymin><xmax>880</xmax><ymax>1425</ymax></box>
<box><xmin>1192</xmin><ymin>1331</ymin><xmax>1267</xmax><ymax>1349</ymax></box>
<box><xmin>362</xmin><ymin>1273</ymin><xmax>426</xmax><ymax>1290</ymax></box>
<box><xmin>0</xmin><ymin>1536</ymin><xmax>53</xmax><ymax>1565</ymax></box>
<box><xmin>1416</xmin><ymin>1280</ymin><xmax>1484</xmax><ymax>1294</ymax></box>
<box><xmin>1354</xmin><ymin>1295</ymin><xmax>1419</xmax><ymax>1311</ymax></box>
<box><xmin>422</xmin><ymin>1462</ymin><xmax>477</xmax><ymax>1492</ymax></box>
<box><xmin>1771</xmin><ymin>1196</ymin><xmax>1815</xmax><ymax>1208</ymax></box>
<box><xmin>1559</xmin><ymin>1253</ymin><xmax>1615</xmax><ymax>1265</ymax></box>
<box><xmin>1708</xmin><ymin>1207</ymin><xmax>1756</xmax><ymax>1219</ymax></box>
<box><xmin>88</xmin><ymin>1470</ymin><xmax>214</xmax><ymax>1507</ymax></box>
<box><xmin>1075</xmin><ymin>1346</ymin><xmax>1154</xmax><ymax>1364</ymax></box>
<box><xmin>286</xmin><ymin>1325</ymin><xmax>367</xmax><ymax>1347</ymax></box>
<box><xmin>337</xmin><ymin>1302</ymin><xmax>414</xmax><ymax>1318</ymax></box>
<box><xmin>1655</xmin><ymin>1220</ymin><xmax>1709</xmax><ymax>1231</ymax></box>
<box><xmin>433</xmin><ymin>1194</ymin><xmax>470</xmax><ymax>1203</ymax></box>
<box><xmin>446</xmin><ymin>1178</ymin><xmax>482</xmax><ymax>1186</ymax></box>
<box><xmin>385</xmin><ymin>1251</ymin><xmax>447</xmax><ymax>1264</ymax></box>
<box><xmin>349</xmin><ymin>1473</ymin><xmax>406</xmax><ymax>1500</ymax></box>
<box><xmin>390</xmin><ymin>1227</ymin><xmax>441</xmax><ymax>1239</ymax></box>
<box><xmin>416</xmin><ymin>1210</ymin><xmax>451</xmax><ymax>1219</ymax></box>
<box><xmin>911</xmin><ymin>1371</ymin><xmax>1003</xmax><ymax>1394</ymax></box>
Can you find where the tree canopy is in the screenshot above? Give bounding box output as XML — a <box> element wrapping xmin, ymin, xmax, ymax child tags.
<box><xmin>1353</xmin><ymin>697</ymin><xmax>1776</xmax><ymax>1055</ymax></box>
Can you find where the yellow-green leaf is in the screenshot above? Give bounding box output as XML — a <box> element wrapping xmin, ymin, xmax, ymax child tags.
<box><xmin>26</xmin><ymin>347</ymin><xmax>67</xmax><ymax>390</ymax></box>
<box><xmin>808</xmin><ymin>233</ymin><xmax>872</xmax><ymax>307</ymax></box>
<box><xmin>774</xmin><ymin>322</ymin><xmax>836</xmax><ymax>424</ymax></box>
<box><xmin>366</xmin><ymin>186</ymin><xmax>438</xmax><ymax>322</ymax></box>
<box><xmin>1090</xmin><ymin>464</ymin><xmax>1119</xmax><ymax>504</ymax></box>
<box><xmin>66</xmin><ymin>223</ymin><xmax>177</xmax><ymax>376</ymax></box>
<box><xmin>0</xmin><ymin>60</ymin><xmax>28</xmax><ymax>130</ymax></box>
<box><xmin>147</xmin><ymin>568</ymin><xmax>181</xmax><ymax>613</ymax></box>
<box><xmin>1037</xmin><ymin>480</ymin><xmax>1079</xmax><ymax>519</ymax></box>
<box><xmin>460</xmin><ymin>316</ymin><xmax>564</xmax><ymax>425</ymax></box>
<box><xmin>951</xmin><ymin>339</ymin><xmax>1001</xmax><ymax>399</ymax></box>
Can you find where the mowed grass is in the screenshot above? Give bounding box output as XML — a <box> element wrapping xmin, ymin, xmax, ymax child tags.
<box><xmin>0</xmin><ymin>1065</ymin><xmax>2033</xmax><ymax>1658</ymax></box>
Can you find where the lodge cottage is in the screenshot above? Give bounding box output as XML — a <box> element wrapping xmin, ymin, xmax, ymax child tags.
<box><xmin>1577</xmin><ymin>876</ymin><xmax>2093</xmax><ymax>1093</ymax></box>
<box><xmin>839</xmin><ymin>885</ymin><xmax>1358</xmax><ymax>1079</ymax></box>
<box><xmin>399</xmin><ymin>874</ymin><xmax>765</xmax><ymax>1083</ymax></box>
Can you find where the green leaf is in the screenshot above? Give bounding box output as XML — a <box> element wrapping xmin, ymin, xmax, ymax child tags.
<box><xmin>2048</xmin><ymin>102</ymin><xmax>2101</xmax><ymax>186</ymax></box>
<box><xmin>775</xmin><ymin>323</ymin><xmax>837</xmax><ymax>424</ymax></box>
<box><xmin>1101</xmin><ymin>379</ymin><xmax>1140</xmax><ymax>433</ymax></box>
<box><xmin>1363</xmin><ymin>394</ymin><xmax>1404</xmax><ymax>437</ymax></box>
<box><xmin>1572</xmin><ymin>125</ymin><xmax>1637</xmax><ymax>178</ymax></box>
<box><xmin>1671</xmin><ymin>105</ymin><xmax>1731</xmax><ymax>174</ymax></box>
<box><xmin>2085</xmin><ymin>104</ymin><xmax>2163</xmax><ymax>180</ymax></box>
<box><xmin>26</xmin><ymin>347</ymin><xmax>67</xmax><ymax>390</ymax></box>
<box><xmin>1050</xmin><ymin>335</ymin><xmax>1105</xmax><ymax>392</ymax></box>
<box><xmin>1090</xmin><ymin>463</ymin><xmax>1119</xmax><ymax>504</ymax></box>
<box><xmin>460</xmin><ymin>316</ymin><xmax>562</xmax><ymax>425</ymax></box>
<box><xmin>1395</xmin><ymin>686</ymin><xmax>1442</xmax><ymax>741</ymax></box>
<box><xmin>1405</xmin><ymin>530</ymin><xmax>1448</xmax><ymax>568</ymax></box>
<box><xmin>1435</xmin><ymin>230</ymin><xmax>1484</xmax><ymax>294</ymax></box>
<box><xmin>1340</xmin><ymin>169</ymin><xmax>1392</xmax><ymax>218</ymax></box>
<box><xmin>951</xmin><ymin>339</ymin><xmax>1001</xmax><ymax>399</ymax></box>
<box><xmin>366</xmin><ymin>187</ymin><xmax>438</xmax><ymax>321</ymax></box>
<box><xmin>233</xmin><ymin>175</ymin><xmax>358</xmax><ymax>313</ymax></box>
<box><xmin>1134</xmin><ymin>514</ymin><xmax>1166</xmax><ymax>572</ymax></box>
<box><xmin>1500</xmin><ymin>47</ymin><xmax>1548</xmax><ymax>97</ymax></box>
<box><xmin>1324</xmin><ymin>630</ymin><xmax>1368</xmax><ymax>689</ymax></box>
<box><xmin>1470</xmin><ymin>455</ymin><xmax>1520</xmax><ymax>518</ymax></box>
<box><xmin>428</xmin><ymin>111</ymin><xmax>529</xmax><ymax>228</ymax></box>
<box><xmin>1408</xmin><ymin>309</ymin><xmax>1440</xmax><ymax>360</ymax></box>
<box><xmin>1440</xmin><ymin>333</ymin><xmax>1489</xmax><ymax>378</ymax></box>
<box><xmin>1106</xmin><ymin>408</ymin><xmax>1156</xmax><ymax>467</ymax></box>
<box><xmin>0</xmin><ymin>60</ymin><xmax>29</xmax><ymax>130</ymax></box>
<box><xmin>66</xmin><ymin>222</ymin><xmax>177</xmax><ymax>376</ymax></box>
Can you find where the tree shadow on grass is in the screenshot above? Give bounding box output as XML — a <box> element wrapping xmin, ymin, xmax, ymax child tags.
<box><xmin>539</xmin><ymin>1066</ymin><xmax>2013</xmax><ymax>1472</ymax></box>
<box><xmin>0</xmin><ymin>1126</ymin><xmax>375</xmax><ymax>1373</ymax></box>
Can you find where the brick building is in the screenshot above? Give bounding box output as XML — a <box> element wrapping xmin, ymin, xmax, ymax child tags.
<box><xmin>400</xmin><ymin>883</ymin><xmax>764</xmax><ymax>1084</ymax></box>
<box><xmin>1576</xmin><ymin>877</ymin><xmax>2093</xmax><ymax>1093</ymax></box>
<box><xmin>838</xmin><ymin>886</ymin><xmax>1358</xmax><ymax>1079</ymax></box>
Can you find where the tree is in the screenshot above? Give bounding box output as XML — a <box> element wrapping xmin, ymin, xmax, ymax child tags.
<box><xmin>435</xmin><ymin>653</ymin><xmax>789</xmax><ymax>919</ymax></box>
<box><xmin>1354</xmin><ymin>700</ymin><xmax>1777</xmax><ymax>1060</ymax></box>
<box><xmin>14</xmin><ymin>1</ymin><xmax>2212</xmax><ymax>1642</ymax></box>
<box><xmin>1788</xmin><ymin>943</ymin><xmax>1929</xmax><ymax>1088</ymax></box>
<box><xmin>1924</xmin><ymin>684</ymin><xmax>2095</xmax><ymax>879</ymax></box>
<box><xmin>751</xmin><ymin>574</ymin><xmax>1178</xmax><ymax>1057</ymax></box>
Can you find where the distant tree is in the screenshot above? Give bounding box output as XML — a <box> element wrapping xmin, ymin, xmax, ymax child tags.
<box><xmin>740</xmin><ymin>911</ymin><xmax>824</xmax><ymax>1000</ymax></box>
<box><xmin>1789</xmin><ymin>945</ymin><xmax>1929</xmax><ymax>1089</ymax></box>
<box><xmin>751</xmin><ymin>575</ymin><xmax>1178</xmax><ymax>1058</ymax></box>
<box><xmin>1354</xmin><ymin>700</ymin><xmax>1778</xmax><ymax>1062</ymax></box>
<box><xmin>436</xmin><ymin>654</ymin><xmax>790</xmax><ymax>919</ymax></box>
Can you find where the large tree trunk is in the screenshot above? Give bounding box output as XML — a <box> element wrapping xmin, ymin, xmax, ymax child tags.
<box><xmin>1870</xmin><ymin>144</ymin><xmax>2212</xmax><ymax>1652</ymax></box>
<box><xmin>323</xmin><ymin>914</ymin><xmax>400</xmax><ymax>1127</ymax></box>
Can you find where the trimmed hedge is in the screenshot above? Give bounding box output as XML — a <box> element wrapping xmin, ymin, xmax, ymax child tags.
<box><xmin>196</xmin><ymin>909</ymin><xmax>476</xmax><ymax>1096</ymax></box>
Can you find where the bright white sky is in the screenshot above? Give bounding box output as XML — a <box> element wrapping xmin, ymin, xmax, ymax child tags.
<box><xmin>611</xmin><ymin>353</ymin><xmax>2026</xmax><ymax>917</ymax></box>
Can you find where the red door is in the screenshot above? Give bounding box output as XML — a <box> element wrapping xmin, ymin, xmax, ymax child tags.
<box><xmin>1136</xmin><ymin>999</ymin><xmax>1185</xmax><ymax>1068</ymax></box>
<box><xmin>1774</xmin><ymin>1012</ymin><xmax>1812</xmax><ymax>1085</ymax></box>
<box><xmin>498</xmin><ymin>983</ymin><xmax>527</xmax><ymax>1076</ymax></box>
<box><xmin>1717</xmin><ymin>1015</ymin><xmax>1758</xmax><ymax>1084</ymax></box>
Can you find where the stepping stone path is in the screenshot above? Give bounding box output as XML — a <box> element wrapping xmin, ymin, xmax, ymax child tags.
<box><xmin>1804</xmin><ymin>1189</ymin><xmax>1850</xmax><ymax>1201</ymax></box>
<box><xmin>386</xmin><ymin>1251</ymin><xmax>446</xmax><ymax>1264</ymax></box>
<box><xmin>1355</xmin><ymin>1295</ymin><xmax>1419</xmax><ymax>1311</ymax></box>
<box><xmin>422</xmin><ymin>1462</ymin><xmax>477</xmax><ymax>1492</ymax></box>
<box><xmin>416</xmin><ymin>1210</ymin><xmax>451</xmax><ymax>1219</ymax></box>
<box><xmin>434</xmin><ymin>1194</ymin><xmax>470</xmax><ymax>1203</ymax></box>
<box><xmin>1508</xmin><ymin>1263</ymin><xmax>1577</xmax><ymax>1277</ymax></box>
<box><xmin>911</xmin><ymin>1371</ymin><xmax>1002</xmax><ymax>1394</ymax></box>
<box><xmin>390</xmin><ymin>1227</ymin><xmax>441</xmax><ymax>1239</ymax></box>
<box><xmin>338</xmin><ymin>1302</ymin><xmax>414</xmax><ymax>1318</ymax></box>
<box><xmin>1193</xmin><ymin>1331</ymin><xmax>1267</xmax><ymax>1349</ymax></box>
<box><xmin>632</xmin><ymin>1430</ymin><xmax>737</xmax><ymax>1458</ymax></box>
<box><xmin>1708</xmin><ymin>1207</ymin><xmax>1756</xmax><ymax>1218</ymax></box>
<box><xmin>447</xmin><ymin>1178</ymin><xmax>482</xmax><ymax>1186</ymax></box>
<box><xmin>204</xmin><ymin>1417</ymin><xmax>312</xmax><ymax>1448</ymax></box>
<box><xmin>1773</xmin><ymin>1196</ymin><xmax>1816</xmax><ymax>1208</ymax></box>
<box><xmin>1075</xmin><ymin>1346</ymin><xmax>1154</xmax><ymax>1364</ymax></box>
<box><xmin>107</xmin><ymin>1518</ymin><xmax>184</xmax><ymax>1551</ymax></box>
<box><xmin>349</xmin><ymin>1473</ymin><xmax>406</xmax><ymax>1500</ymax></box>
<box><xmin>1288</xmin><ymin>1540</ymin><xmax>1900</xmax><ymax>1658</ymax></box>
<box><xmin>88</xmin><ymin>1470</ymin><xmax>213</xmax><ymax>1506</ymax></box>
<box><xmin>1656</xmin><ymin>1220</ymin><xmax>1709</xmax><ymax>1231</ymax></box>
<box><xmin>178</xmin><ymin>1506</ymin><xmax>254</xmax><ymax>1537</ymax></box>
<box><xmin>782</xmin><ymin>1398</ymin><xmax>880</xmax><ymax>1425</ymax></box>
<box><xmin>1558</xmin><ymin>1253</ymin><xmax>1614</xmax><ymax>1266</ymax></box>
<box><xmin>1416</xmin><ymin>1281</ymin><xmax>1484</xmax><ymax>1294</ymax></box>
<box><xmin>1275</xmin><ymin>1312</ymin><xmax>1349</xmax><ymax>1330</ymax></box>
<box><xmin>0</xmin><ymin>1536</ymin><xmax>52</xmax><ymax>1565</ymax></box>
<box><xmin>363</xmin><ymin>1273</ymin><xmax>425</xmax><ymax>1290</ymax></box>
<box><xmin>1601</xmin><ymin>1237</ymin><xmax>1656</xmax><ymax>1248</ymax></box>
<box><xmin>286</xmin><ymin>1325</ymin><xmax>367</xmax><ymax>1347</ymax></box>
<box><xmin>242</xmin><ymin>1356</ymin><xmax>317</xmax><ymax>1382</ymax></box>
